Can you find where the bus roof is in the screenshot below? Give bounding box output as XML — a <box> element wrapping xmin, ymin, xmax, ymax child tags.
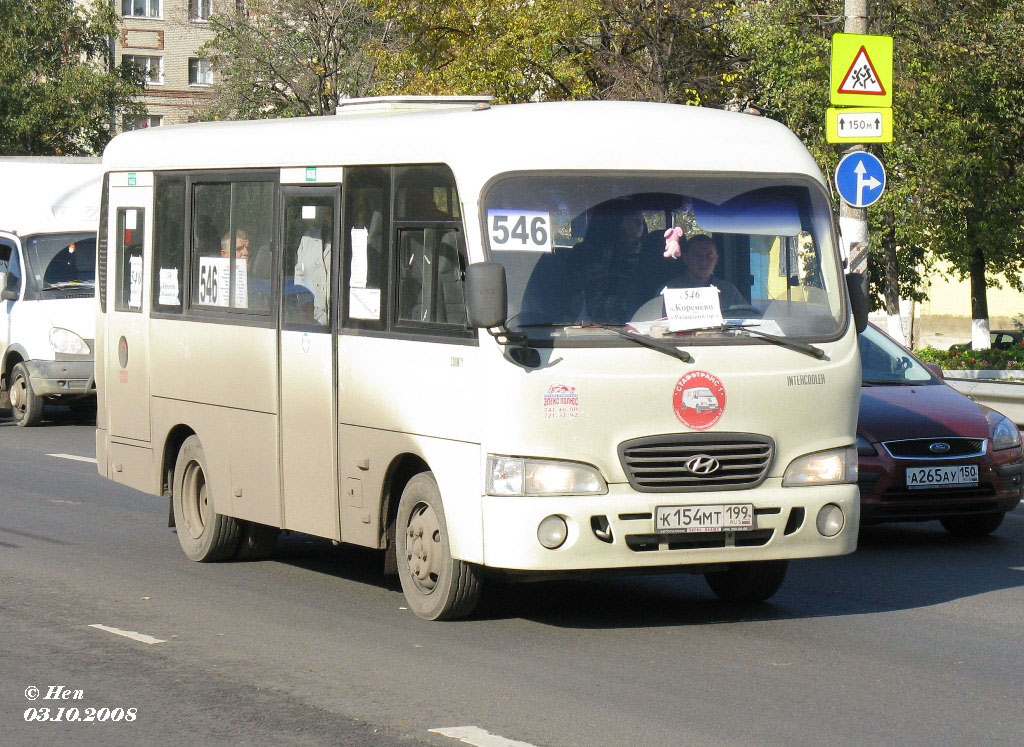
<box><xmin>101</xmin><ymin>101</ymin><xmax>826</xmax><ymax>190</ymax></box>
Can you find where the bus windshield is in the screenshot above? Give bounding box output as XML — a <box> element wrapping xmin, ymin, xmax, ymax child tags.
<box><xmin>483</xmin><ymin>174</ymin><xmax>844</xmax><ymax>342</ymax></box>
<box><xmin>23</xmin><ymin>232</ymin><xmax>97</xmax><ymax>292</ymax></box>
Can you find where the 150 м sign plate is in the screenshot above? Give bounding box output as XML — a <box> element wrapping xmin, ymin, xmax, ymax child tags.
<box><xmin>826</xmin><ymin>107</ymin><xmax>892</xmax><ymax>143</ymax></box>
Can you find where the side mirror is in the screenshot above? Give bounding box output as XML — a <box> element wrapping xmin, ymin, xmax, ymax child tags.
<box><xmin>845</xmin><ymin>272</ymin><xmax>869</xmax><ymax>334</ymax></box>
<box><xmin>0</xmin><ymin>271</ymin><xmax>18</xmax><ymax>302</ymax></box>
<box><xmin>465</xmin><ymin>262</ymin><xmax>508</xmax><ymax>329</ymax></box>
<box><xmin>925</xmin><ymin>363</ymin><xmax>944</xmax><ymax>380</ymax></box>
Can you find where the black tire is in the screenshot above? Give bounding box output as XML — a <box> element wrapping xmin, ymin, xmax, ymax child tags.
<box><xmin>9</xmin><ymin>362</ymin><xmax>44</xmax><ymax>426</ymax></box>
<box><xmin>395</xmin><ymin>472</ymin><xmax>482</xmax><ymax>620</ymax></box>
<box><xmin>234</xmin><ymin>521</ymin><xmax>280</xmax><ymax>561</ymax></box>
<box><xmin>705</xmin><ymin>560</ymin><xmax>788</xmax><ymax>603</ymax></box>
<box><xmin>171</xmin><ymin>435</ymin><xmax>241</xmax><ymax>562</ymax></box>
<box><xmin>940</xmin><ymin>512</ymin><xmax>1005</xmax><ymax>538</ymax></box>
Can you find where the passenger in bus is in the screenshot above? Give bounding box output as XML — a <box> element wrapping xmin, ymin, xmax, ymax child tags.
<box><xmin>220</xmin><ymin>229</ymin><xmax>250</xmax><ymax>260</ymax></box>
<box><xmin>664</xmin><ymin>234</ymin><xmax>745</xmax><ymax>310</ymax></box>
<box><xmin>221</xmin><ymin>229</ymin><xmax>271</xmax><ymax>311</ymax></box>
<box><xmin>294</xmin><ymin>223</ymin><xmax>330</xmax><ymax>325</ymax></box>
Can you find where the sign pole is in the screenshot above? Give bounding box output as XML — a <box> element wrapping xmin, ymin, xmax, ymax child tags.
<box><xmin>840</xmin><ymin>0</ymin><xmax>869</xmax><ymax>277</ymax></box>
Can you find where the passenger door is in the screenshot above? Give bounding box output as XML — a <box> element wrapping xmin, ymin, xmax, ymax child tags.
<box><xmin>106</xmin><ymin>175</ymin><xmax>153</xmax><ymax>442</ymax></box>
<box><xmin>278</xmin><ymin>186</ymin><xmax>340</xmax><ymax>538</ymax></box>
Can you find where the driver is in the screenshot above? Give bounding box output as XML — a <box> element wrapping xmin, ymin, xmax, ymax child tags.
<box><xmin>665</xmin><ymin>234</ymin><xmax>745</xmax><ymax>310</ymax></box>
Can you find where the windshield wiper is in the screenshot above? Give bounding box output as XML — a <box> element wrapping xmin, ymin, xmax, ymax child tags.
<box><xmin>680</xmin><ymin>323</ymin><xmax>825</xmax><ymax>360</ymax></box>
<box><xmin>516</xmin><ymin>321</ymin><xmax>693</xmax><ymax>364</ymax></box>
<box><xmin>43</xmin><ymin>280</ymin><xmax>94</xmax><ymax>290</ymax></box>
<box><xmin>862</xmin><ymin>378</ymin><xmax>918</xmax><ymax>386</ymax></box>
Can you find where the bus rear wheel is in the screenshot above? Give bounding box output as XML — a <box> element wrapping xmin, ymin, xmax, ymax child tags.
<box><xmin>10</xmin><ymin>362</ymin><xmax>44</xmax><ymax>426</ymax></box>
<box><xmin>395</xmin><ymin>472</ymin><xmax>482</xmax><ymax>621</ymax></box>
<box><xmin>704</xmin><ymin>560</ymin><xmax>788</xmax><ymax>603</ymax></box>
<box><xmin>172</xmin><ymin>435</ymin><xmax>240</xmax><ymax>562</ymax></box>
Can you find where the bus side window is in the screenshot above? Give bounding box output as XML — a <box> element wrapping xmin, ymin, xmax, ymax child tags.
<box><xmin>153</xmin><ymin>176</ymin><xmax>184</xmax><ymax>313</ymax></box>
<box><xmin>343</xmin><ymin>167</ymin><xmax>389</xmax><ymax>326</ymax></box>
<box><xmin>114</xmin><ymin>207</ymin><xmax>145</xmax><ymax>313</ymax></box>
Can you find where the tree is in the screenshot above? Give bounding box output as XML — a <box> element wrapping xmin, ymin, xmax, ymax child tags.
<box><xmin>0</xmin><ymin>0</ymin><xmax>142</xmax><ymax>155</ymax></box>
<box><xmin>197</xmin><ymin>0</ymin><xmax>388</xmax><ymax>119</ymax></box>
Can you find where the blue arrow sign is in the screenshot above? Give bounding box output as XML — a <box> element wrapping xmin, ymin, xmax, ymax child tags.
<box><xmin>835</xmin><ymin>151</ymin><xmax>886</xmax><ymax>208</ymax></box>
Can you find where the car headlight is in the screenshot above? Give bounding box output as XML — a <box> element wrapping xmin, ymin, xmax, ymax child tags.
<box><xmin>783</xmin><ymin>446</ymin><xmax>858</xmax><ymax>486</ymax></box>
<box><xmin>49</xmin><ymin>327</ymin><xmax>90</xmax><ymax>355</ymax></box>
<box><xmin>986</xmin><ymin>411</ymin><xmax>1022</xmax><ymax>451</ymax></box>
<box><xmin>856</xmin><ymin>435</ymin><xmax>877</xmax><ymax>456</ymax></box>
<box><xmin>486</xmin><ymin>455</ymin><xmax>607</xmax><ymax>496</ymax></box>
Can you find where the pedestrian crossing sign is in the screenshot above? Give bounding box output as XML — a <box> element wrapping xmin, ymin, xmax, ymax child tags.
<box><xmin>830</xmin><ymin>33</ymin><xmax>893</xmax><ymax>107</ymax></box>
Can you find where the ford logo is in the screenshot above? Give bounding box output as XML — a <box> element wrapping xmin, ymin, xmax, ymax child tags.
<box><xmin>929</xmin><ymin>442</ymin><xmax>951</xmax><ymax>454</ymax></box>
<box><xmin>684</xmin><ymin>455</ymin><xmax>721</xmax><ymax>474</ymax></box>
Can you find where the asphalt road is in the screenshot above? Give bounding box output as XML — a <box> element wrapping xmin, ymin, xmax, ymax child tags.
<box><xmin>2</xmin><ymin>408</ymin><xmax>1023</xmax><ymax>746</ymax></box>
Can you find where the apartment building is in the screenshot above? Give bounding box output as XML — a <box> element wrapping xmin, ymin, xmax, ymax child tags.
<box><xmin>114</xmin><ymin>0</ymin><xmax>221</xmax><ymax>130</ymax></box>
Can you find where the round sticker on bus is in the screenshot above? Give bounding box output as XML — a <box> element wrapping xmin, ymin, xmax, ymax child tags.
<box><xmin>673</xmin><ymin>371</ymin><xmax>726</xmax><ymax>430</ymax></box>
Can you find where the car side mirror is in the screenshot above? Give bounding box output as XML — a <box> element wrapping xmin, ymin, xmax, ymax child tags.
<box><xmin>0</xmin><ymin>271</ymin><xmax>19</xmax><ymax>301</ymax></box>
<box><xmin>925</xmin><ymin>363</ymin><xmax>944</xmax><ymax>380</ymax></box>
<box><xmin>465</xmin><ymin>262</ymin><xmax>508</xmax><ymax>329</ymax></box>
<box><xmin>846</xmin><ymin>272</ymin><xmax>869</xmax><ymax>334</ymax></box>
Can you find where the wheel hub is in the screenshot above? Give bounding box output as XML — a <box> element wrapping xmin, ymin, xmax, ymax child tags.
<box><xmin>406</xmin><ymin>502</ymin><xmax>441</xmax><ymax>594</ymax></box>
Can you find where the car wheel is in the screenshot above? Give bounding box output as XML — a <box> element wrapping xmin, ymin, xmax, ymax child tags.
<box><xmin>705</xmin><ymin>560</ymin><xmax>788</xmax><ymax>602</ymax></box>
<box><xmin>9</xmin><ymin>362</ymin><xmax>44</xmax><ymax>426</ymax></box>
<box><xmin>171</xmin><ymin>435</ymin><xmax>241</xmax><ymax>561</ymax></box>
<box><xmin>395</xmin><ymin>472</ymin><xmax>482</xmax><ymax>620</ymax></box>
<box><xmin>939</xmin><ymin>512</ymin><xmax>1005</xmax><ymax>538</ymax></box>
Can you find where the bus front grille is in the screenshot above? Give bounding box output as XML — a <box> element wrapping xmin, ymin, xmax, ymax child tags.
<box><xmin>618</xmin><ymin>433</ymin><xmax>774</xmax><ymax>492</ymax></box>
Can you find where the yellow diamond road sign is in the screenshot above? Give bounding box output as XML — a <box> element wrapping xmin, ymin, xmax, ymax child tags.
<box><xmin>826</xmin><ymin>107</ymin><xmax>892</xmax><ymax>143</ymax></box>
<box><xmin>830</xmin><ymin>33</ymin><xmax>893</xmax><ymax>107</ymax></box>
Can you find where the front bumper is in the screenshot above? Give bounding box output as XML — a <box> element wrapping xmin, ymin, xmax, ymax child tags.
<box><xmin>858</xmin><ymin>446</ymin><xmax>1024</xmax><ymax>523</ymax></box>
<box><xmin>479</xmin><ymin>480</ymin><xmax>859</xmax><ymax>572</ymax></box>
<box><xmin>24</xmin><ymin>359</ymin><xmax>95</xmax><ymax>398</ymax></box>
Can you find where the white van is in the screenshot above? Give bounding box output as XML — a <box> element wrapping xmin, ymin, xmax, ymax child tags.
<box><xmin>682</xmin><ymin>387</ymin><xmax>719</xmax><ymax>413</ymax></box>
<box><xmin>0</xmin><ymin>157</ymin><xmax>103</xmax><ymax>425</ymax></box>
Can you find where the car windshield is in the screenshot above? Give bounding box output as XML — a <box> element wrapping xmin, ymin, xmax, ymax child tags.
<box><xmin>860</xmin><ymin>324</ymin><xmax>937</xmax><ymax>385</ymax></box>
<box><xmin>483</xmin><ymin>173</ymin><xmax>844</xmax><ymax>342</ymax></box>
<box><xmin>23</xmin><ymin>232</ymin><xmax>96</xmax><ymax>291</ymax></box>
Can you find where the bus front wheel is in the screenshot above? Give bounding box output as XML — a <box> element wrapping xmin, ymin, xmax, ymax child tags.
<box><xmin>704</xmin><ymin>560</ymin><xmax>788</xmax><ymax>603</ymax></box>
<box><xmin>395</xmin><ymin>472</ymin><xmax>482</xmax><ymax>621</ymax></box>
<box><xmin>172</xmin><ymin>435</ymin><xmax>241</xmax><ymax>562</ymax></box>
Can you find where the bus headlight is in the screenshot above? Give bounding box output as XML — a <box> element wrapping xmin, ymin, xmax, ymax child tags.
<box><xmin>783</xmin><ymin>446</ymin><xmax>858</xmax><ymax>486</ymax></box>
<box><xmin>49</xmin><ymin>327</ymin><xmax>90</xmax><ymax>355</ymax></box>
<box><xmin>486</xmin><ymin>456</ymin><xmax>607</xmax><ymax>496</ymax></box>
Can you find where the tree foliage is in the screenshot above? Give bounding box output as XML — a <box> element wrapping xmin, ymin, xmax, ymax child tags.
<box><xmin>198</xmin><ymin>0</ymin><xmax>387</xmax><ymax>118</ymax></box>
<box><xmin>0</xmin><ymin>0</ymin><xmax>142</xmax><ymax>155</ymax></box>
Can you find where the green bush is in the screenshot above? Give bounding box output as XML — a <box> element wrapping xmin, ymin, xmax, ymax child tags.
<box><xmin>916</xmin><ymin>346</ymin><xmax>1024</xmax><ymax>371</ymax></box>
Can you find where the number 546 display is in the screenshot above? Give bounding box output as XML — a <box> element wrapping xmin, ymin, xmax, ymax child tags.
<box><xmin>487</xmin><ymin>210</ymin><xmax>552</xmax><ymax>252</ymax></box>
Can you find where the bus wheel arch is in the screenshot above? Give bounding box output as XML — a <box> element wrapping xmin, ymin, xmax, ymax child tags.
<box><xmin>395</xmin><ymin>471</ymin><xmax>482</xmax><ymax>620</ymax></box>
<box><xmin>162</xmin><ymin>425</ymin><xmax>196</xmax><ymax>528</ymax></box>
<box><xmin>170</xmin><ymin>434</ymin><xmax>240</xmax><ymax>562</ymax></box>
<box><xmin>381</xmin><ymin>453</ymin><xmax>429</xmax><ymax>572</ymax></box>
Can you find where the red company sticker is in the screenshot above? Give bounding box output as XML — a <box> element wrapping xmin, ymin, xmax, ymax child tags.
<box><xmin>544</xmin><ymin>384</ymin><xmax>579</xmax><ymax>419</ymax></box>
<box><xmin>673</xmin><ymin>371</ymin><xmax>726</xmax><ymax>430</ymax></box>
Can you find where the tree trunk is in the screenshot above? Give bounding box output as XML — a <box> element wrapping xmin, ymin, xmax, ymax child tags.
<box><xmin>883</xmin><ymin>230</ymin><xmax>904</xmax><ymax>343</ymax></box>
<box><xmin>968</xmin><ymin>231</ymin><xmax>990</xmax><ymax>350</ymax></box>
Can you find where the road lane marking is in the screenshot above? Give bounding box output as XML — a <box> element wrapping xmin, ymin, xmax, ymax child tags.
<box><xmin>47</xmin><ymin>453</ymin><xmax>97</xmax><ymax>464</ymax></box>
<box><xmin>89</xmin><ymin>624</ymin><xmax>166</xmax><ymax>645</ymax></box>
<box><xmin>430</xmin><ymin>726</ymin><xmax>536</xmax><ymax>747</ymax></box>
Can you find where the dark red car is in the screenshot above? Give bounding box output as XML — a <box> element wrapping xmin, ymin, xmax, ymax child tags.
<box><xmin>857</xmin><ymin>324</ymin><xmax>1024</xmax><ymax>536</ymax></box>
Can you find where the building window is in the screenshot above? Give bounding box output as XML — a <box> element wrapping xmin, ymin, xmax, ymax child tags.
<box><xmin>122</xmin><ymin>0</ymin><xmax>160</xmax><ymax>17</ymax></box>
<box><xmin>188</xmin><ymin>58</ymin><xmax>213</xmax><ymax>86</ymax></box>
<box><xmin>123</xmin><ymin>55</ymin><xmax>163</xmax><ymax>85</ymax></box>
<box><xmin>123</xmin><ymin>115</ymin><xmax>162</xmax><ymax>131</ymax></box>
<box><xmin>190</xmin><ymin>0</ymin><xmax>212</xmax><ymax>20</ymax></box>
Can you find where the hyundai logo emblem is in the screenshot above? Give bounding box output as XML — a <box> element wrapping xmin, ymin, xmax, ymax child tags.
<box><xmin>684</xmin><ymin>455</ymin><xmax>721</xmax><ymax>474</ymax></box>
<box><xmin>929</xmin><ymin>442</ymin><xmax>951</xmax><ymax>454</ymax></box>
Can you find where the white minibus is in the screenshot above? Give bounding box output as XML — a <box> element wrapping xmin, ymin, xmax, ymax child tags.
<box><xmin>1</xmin><ymin>157</ymin><xmax>103</xmax><ymax>425</ymax></box>
<box><xmin>96</xmin><ymin>98</ymin><xmax>868</xmax><ymax>619</ymax></box>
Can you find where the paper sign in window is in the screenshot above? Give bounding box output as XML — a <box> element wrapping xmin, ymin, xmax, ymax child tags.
<box><xmin>301</xmin><ymin>205</ymin><xmax>316</xmax><ymax>220</ymax></box>
<box><xmin>486</xmin><ymin>210</ymin><xmax>552</xmax><ymax>252</ymax></box>
<box><xmin>234</xmin><ymin>256</ymin><xmax>248</xmax><ymax>308</ymax></box>
<box><xmin>158</xmin><ymin>268</ymin><xmax>179</xmax><ymax>305</ymax></box>
<box><xmin>349</xmin><ymin>287</ymin><xmax>380</xmax><ymax>319</ymax></box>
<box><xmin>125</xmin><ymin>209</ymin><xmax>138</xmax><ymax>230</ymax></box>
<box><xmin>128</xmin><ymin>255</ymin><xmax>143</xmax><ymax>309</ymax></box>
<box><xmin>197</xmin><ymin>256</ymin><xmax>230</xmax><ymax>307</ymax></box>
<box><xmin>663</xmin><ymin>286</ymin><xmax>723</xmax><ymax>332</ymax></box>
<box><xmin>350</xmin><ymin>227</ymin><xmax>368</xmax><ymax>288</ymax></box>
